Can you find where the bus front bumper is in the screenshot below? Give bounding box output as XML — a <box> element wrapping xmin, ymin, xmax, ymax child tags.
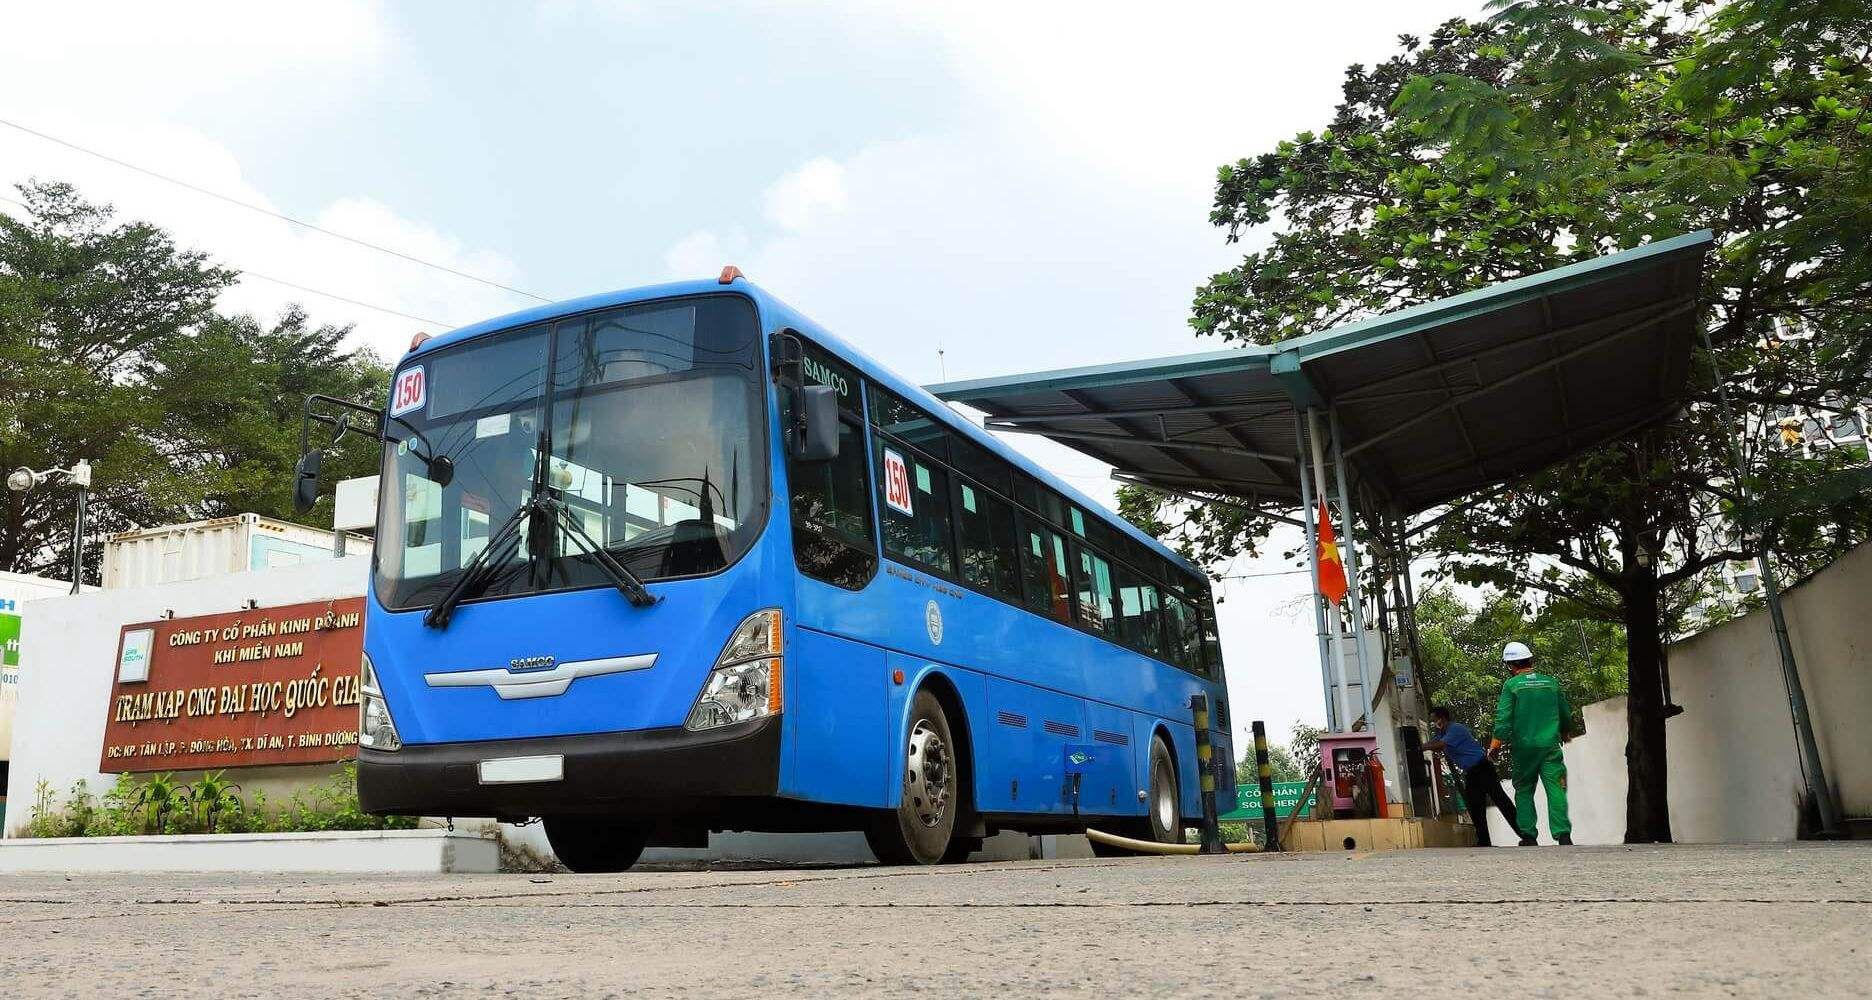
<box><xmin>356</xmin><ymin>717</ymin><xmax>781</xmax><ymax>818</ymax></box>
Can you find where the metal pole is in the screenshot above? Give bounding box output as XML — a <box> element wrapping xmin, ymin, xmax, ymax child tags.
<box><xmin>1756</xmin><ymin>550</ymin><xmax>1841</xmax><ymax>834</ymax></box>
<box><xmin>1306</xmin><ymin>409</ymin><xmax>1353</xmax><ymax>731</ymax></box>
<box><xmin>1191</xmin><ymin>694</ymin><xmax>1225</xmax><ymax>854</ymax></box>
<box><xmin>69</xmin><ymin>484</ymin><xmax>86</xmax><ymax>594</ymax></box>
<box><xmin>1252</xmin><ymin>720</ymin><xmax>1281</xmax><ymax>851</ymax></box>
<box><xmin>1696</xmin><ymin>328</ymin><xmax>1841</xmax><ymax>836</ymax></box>
<box><xmin>1329</xmin><ymin>408</ymin><xmax>1376</xmax><ymax>730</ymax></box>
<box><xmin>1295</xmin><ymin>412</ymin><xmax>1336</xmax><ymax>731</ymax></box>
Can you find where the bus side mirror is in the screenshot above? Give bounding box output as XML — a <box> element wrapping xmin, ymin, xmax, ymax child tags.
<box><xmin>793</xmin><ymin>384</ymin><xmax>840</xmax><ymax>462</ymax></box>
<box><xmin>292</xmin><ymin>449</ymin><xmax>323</xmax><ymax>515</ymax></box>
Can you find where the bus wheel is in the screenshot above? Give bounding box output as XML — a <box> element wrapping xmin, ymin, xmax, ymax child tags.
<box><xmin>1088</xmin><ymin>735</ymin><xmax>1183</xmax><ymax>856</ymax></box>
<box><xmin>866</xmin><ymin>689</ymin><xmax>957</xmax><ymax>865</ymax></box>
<box><xmin>543</xmin><ymin>816</ymin><xmax>648</xmax><ymax>873</ymax></box>
<box><xmin>1145</xmin><ymin>734</ymin><xmax>1185</xmax><ymax>845</ymax></box>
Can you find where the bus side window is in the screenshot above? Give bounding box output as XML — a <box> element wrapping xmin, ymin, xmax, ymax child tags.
<box><xmin>1017</xmin><ymin>519</ymin><xmax>1073</xmax><ymax>624</ymax></box>
<box><xmin>784</xmin><ymin>342</ymin><xmax>876</xmax><ymax>589</ymax></box>
<box><xmin>1116</xmin><ymin>567</ymin><xmax>1165</xmax><ymax>657</ymax></box>
<box><xmin>956</xmin><ymin>479</ymin><xmax>1021</xmax><ymax>601</ymax></box>
<box><xmin>1163</xmin><ymin>590</ymin><xmax>1202</xmax><ymax>671</ymax></box>
<box><xmin>874</xmin><ymin>442</ymin><xmax>956</xmax><ymax>574</ymax></box>
<box><xmin>1073</xmin><ymin>544</ymin><xmax>1116</xmax><ymax>633</ymax></box>
<box><xmin>1197</xmin><ymin>592</ymin><xmax>1224</xmax><ymax>677</ymax></box>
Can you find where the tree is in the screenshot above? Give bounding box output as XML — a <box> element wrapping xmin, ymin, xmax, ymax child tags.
<box><xmin>0</xmin><ymin>181</ymin><xmax>390</xmax><ymax>580</ymax></box>
<box><xmin>1139</xmin><ymin>1</ymin><xmax>1872</xmax><ymax>842</ymax></box>
<box><xmin>1237</xmin><ymin>737</ymin><xmax>1306</xmax><ymax>785</ymax></box>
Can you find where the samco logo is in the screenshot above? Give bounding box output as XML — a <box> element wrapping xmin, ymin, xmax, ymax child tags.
<box><xmin>801</xmin><ymin>356</ymin><xmax>850</xmax><ymax>399</ymax></box>
<box><xmin>508</xmin><ymin>655</ymin><xmax>557</xmax><ymax>673</ymax></box>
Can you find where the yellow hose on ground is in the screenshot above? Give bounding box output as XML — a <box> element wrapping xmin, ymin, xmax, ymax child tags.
<box><xmin>1084</xmin><ymin>828</ymin><xmax>1262</xmax><ymax>854</ymax></box>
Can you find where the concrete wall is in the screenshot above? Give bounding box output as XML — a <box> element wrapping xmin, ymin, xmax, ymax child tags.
<box><xmin>5</xmin><ymin>557</ymin><xmax>373</xmax><ymax>837</ymax></box>
<box><xmin>1488</xmin><ymin>541</ymin><xmax>1871</xmax><ymax>845</ymax></box>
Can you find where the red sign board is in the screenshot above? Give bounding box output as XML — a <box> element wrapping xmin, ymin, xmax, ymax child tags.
<box><xmin>99</xmin><ymin>598</ymin><xmax>366</xmax><ymax>773</ymax></box>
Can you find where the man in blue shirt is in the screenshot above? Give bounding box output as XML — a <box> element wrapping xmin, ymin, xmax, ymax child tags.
<box><xmin>1427</xmin><ymin>705</ymin><xmax>1517</xmax><ymax>847</ymax></box>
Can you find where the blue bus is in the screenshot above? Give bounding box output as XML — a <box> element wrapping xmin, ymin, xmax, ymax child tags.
<box><xmin>296</xmin><ymin>269</ymin><xmax>1234</xmax><ymax>870</ymax></box>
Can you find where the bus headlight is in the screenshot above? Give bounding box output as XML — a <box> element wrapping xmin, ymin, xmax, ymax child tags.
<box><xmin>359</xmin><ymin>652</ymin><xmax>402</xmax><ymax>752</ymax></box>
<box><xmin>685</xmin><ymin>610</ymin><xmax>783</xmax><ymax>732</ymax></box>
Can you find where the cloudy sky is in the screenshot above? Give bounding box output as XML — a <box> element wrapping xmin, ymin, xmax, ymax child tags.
<box><xmin>1</xmin><ymin>0</ymin><xmax>1479</xmax><ymax>747</ymax></box>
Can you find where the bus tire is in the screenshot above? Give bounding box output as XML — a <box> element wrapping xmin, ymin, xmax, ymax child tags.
<box><xmin>1145</xmin><ymin>734</ymin><xmax>1185</xmax><ymax>845</ymax></box>
<box><xmin>543</xmin><ymin>815</ymin><xmax>648</xmax><ymax>873</ymax></box>
<box><xmin>1088</xmin><ymin>734</ymin><xmax>1183</xmax><ymax>856</ymax></box>
<box><xmin>866</xmin><ymin>689</ymin><xmax>958</xmax><ymax>866</ymax></box>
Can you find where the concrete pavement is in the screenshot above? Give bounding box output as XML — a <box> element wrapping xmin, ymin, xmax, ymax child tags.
<box><xmin>3</xmin><ymin>842</ymin><xmax>1867</xmax><ymax>997</ymax></box>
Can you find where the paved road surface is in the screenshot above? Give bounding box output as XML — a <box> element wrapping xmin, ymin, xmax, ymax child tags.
<box><xmin>4</xmin><ymin>842</ymin><xmax>1868</xmax><ymax>997</ymax></box>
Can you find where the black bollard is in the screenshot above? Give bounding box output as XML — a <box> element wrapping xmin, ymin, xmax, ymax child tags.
<box><xmin>1191</xmin><ymin>694</ymin><xmax>1226</xmax><ymax>854</ymax></box>
<box><xmin>1252</xmin><ymin>720</ymin><xmax>1282</xmax><ymax>851</ymax></box>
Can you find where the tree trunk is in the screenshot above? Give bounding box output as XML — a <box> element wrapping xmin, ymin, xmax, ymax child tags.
<box><xmin>1623</xmin><ymin>566</ymin><xmax>1673</xmax><ymax>843</ymax></box>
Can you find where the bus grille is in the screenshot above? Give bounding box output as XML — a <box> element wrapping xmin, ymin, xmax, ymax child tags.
<box><xmin>1042</xmin><ymin>720</ymin><xmax>1080</xmax><ymax>738</ymax></box>
<box><xmin>1093</xmin><ymin>730</ymin><xmax>1129</xmax><ymax>746</ymax></box>
<box><xmin>996</xmin><ymin>711</ymin><xmax>1027</xmax><ymax>728</ymax></box>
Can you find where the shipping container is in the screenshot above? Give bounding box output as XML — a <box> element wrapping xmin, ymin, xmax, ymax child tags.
<box><xmin>101</xmin><ymin>513</ymin><xmax>373</xmax><ymax>590</ymax></box>
<box><xmin>1</xmin><ymin>570</ymin><xmax>70</xmax><ymax>768</ymax></box>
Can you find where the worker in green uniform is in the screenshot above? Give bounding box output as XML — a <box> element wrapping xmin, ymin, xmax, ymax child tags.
<box><xmin>1486</xmin><ymin>641</ymin><xmax>1575</xmax><ymax>846</ymax></box>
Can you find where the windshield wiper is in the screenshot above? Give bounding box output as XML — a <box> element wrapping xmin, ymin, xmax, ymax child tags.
<box><xmin>421</xmin><ymin>489</ymin><xmax>659</xmax><ymax>629</ymax></box>
<box><xmin>536</xmin><ymin>492</ymin><xmax>660</xmax><ymax>608</ymax></box>
<box><xmin>422</xmin><ymin>500</ymin><xmax>533</xmax><ymax>629</ymax></box>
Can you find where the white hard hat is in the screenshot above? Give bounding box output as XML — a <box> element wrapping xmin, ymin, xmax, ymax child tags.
<box><xmin>1503</xmin><ymin>641</ymin><xmax>1534</xmax><ymax>663</ymax></box>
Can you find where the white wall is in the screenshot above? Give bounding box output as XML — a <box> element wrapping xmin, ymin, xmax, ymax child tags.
<box><xmin>5</xmin><ymin>557</ymin><xmax>372</xmax><ymax>837</ymax></box>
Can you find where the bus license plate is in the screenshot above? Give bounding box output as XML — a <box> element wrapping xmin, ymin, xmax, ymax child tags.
<box><xmin>478</xmin><ymin>755</ymin><xmax>564</xmax><ymax>784</ymax></box>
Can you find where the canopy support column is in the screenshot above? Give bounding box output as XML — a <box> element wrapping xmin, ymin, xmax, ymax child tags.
<box><xmin>1296</xmin><ymin>412</ymin><xmax>1337</xmax><ymax>731</ymax></box>
<box><xmin>1330</xmin><ymin>408</ymin><xmax>1376</xmax><ymax>731</ymax></box>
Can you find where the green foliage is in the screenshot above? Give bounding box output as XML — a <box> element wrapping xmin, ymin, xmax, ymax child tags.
<box><xmin>21</xmin><ymin>763</ymin><xmax>416</xmax><ymax>837</ymax></box>
<box><xmin>0</xmin><ymin>181</ymin><xmax>389</xmax><ymax>580</ymax></box>
<box><xmin>1236</xmin><ymin>723</ymin><xmax>1321</xmax><ymax>785</ymax></box>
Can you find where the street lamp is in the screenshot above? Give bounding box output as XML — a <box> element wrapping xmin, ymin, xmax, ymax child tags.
<box><xmin>7</xmin><ymin>459</ymin><xmax>93</xmax><ymax>594</ymax></box>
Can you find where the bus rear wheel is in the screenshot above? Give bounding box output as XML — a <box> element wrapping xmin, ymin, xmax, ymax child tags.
<box><xmin>543</xmin><ymin>816</ymin><xmax>648</xmax><ymax>873</ymax></box>
<box><xmin>866</xmin><ymin>689</ymin><xmax>958</xmax><ymax>866</ymax></box>
<box><xmin>1089</xmin><ymin>734</ymin><xmax>1183</xmax><ymax>857</ymax></box>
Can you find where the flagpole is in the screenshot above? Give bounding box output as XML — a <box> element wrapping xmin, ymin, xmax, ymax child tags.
<box><xmin>1307</xmin><ymin>408</ymin><xmax>1354</xmax><ymax>731</ymax></box>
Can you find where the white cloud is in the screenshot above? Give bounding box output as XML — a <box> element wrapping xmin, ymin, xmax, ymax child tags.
<box><xmin>763</xmin><ymin>157</ymin><xmax>850</xmax><ymax>231</ymax></box>
<box><xmin>662</xmin><ymin>227</ymin><xmax>751</xmax><ymax>282</ymax></box>
<box><xmin>0</xmin><ymin>117</ymin><xmax>531</xmax><ymax>361</ymax></box>
<box><xmin>0</xmin><ymin>1</ymin><xmax>532</xmax><ymax>361</ymax></box>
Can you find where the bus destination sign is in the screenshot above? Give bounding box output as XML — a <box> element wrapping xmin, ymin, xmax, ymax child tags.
<box><xmin>98</xmin><ymin>597</ymin><xmax>367</xmax><ymax>773</ymax></box>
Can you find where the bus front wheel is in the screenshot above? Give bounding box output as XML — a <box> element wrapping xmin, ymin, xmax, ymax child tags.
<box><xmin>866</xmin><ymin>689</ymin><xmax>958</xmax><ymax>866</ymax></box>
<box><xmin>543</xmin><ymin>815</ymin><xmax>648</xmax><ymax>873</ymax></box>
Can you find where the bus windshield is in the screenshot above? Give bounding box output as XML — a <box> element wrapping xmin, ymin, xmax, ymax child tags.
<box><xmin>374</xmin><ymin>294</ymin><xmax>767</xmax><ymax>611</ymax></box>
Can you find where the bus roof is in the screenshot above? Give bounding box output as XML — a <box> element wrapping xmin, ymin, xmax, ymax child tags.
<box><xmin>406</xmin><ymin>277</ymin><xmax>1204</xmax><ymax>581</ymax></box>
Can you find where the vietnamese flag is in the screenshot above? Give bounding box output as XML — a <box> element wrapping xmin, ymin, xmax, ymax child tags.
<box><xmin>1316</xmin><ymin>500</ymin><xmax>1348</xmax><ymax>605</ymax></box>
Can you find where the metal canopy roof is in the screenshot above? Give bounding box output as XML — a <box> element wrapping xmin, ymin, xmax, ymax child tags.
<box><xmin>928</xmin><ymin>231</ymin><xmax>1713</xmax><ymax>517</ymax></box>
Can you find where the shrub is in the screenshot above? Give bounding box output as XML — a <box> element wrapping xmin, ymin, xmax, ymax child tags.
<box><xmin>21</xmin><ymin>763</ymin><xmax>418</xmax><ymax>837</ymax></box>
